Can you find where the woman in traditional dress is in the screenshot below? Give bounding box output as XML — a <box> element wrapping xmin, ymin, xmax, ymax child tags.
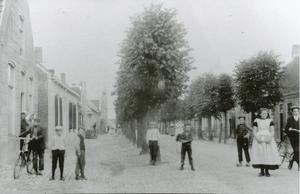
<box><xmin>252</xmin><ymin>108</ymin><xmax>281</xmax><ymax>177</ymax></box>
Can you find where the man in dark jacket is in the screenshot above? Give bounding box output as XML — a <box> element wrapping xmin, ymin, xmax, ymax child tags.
<box><xmin>19</xmin><ymin>117</ymin><xmax>45</xmax><ymax>175</ymax></box>
<box><xmin>176</xmin><ymin>123</ymin><xmax>195</xmax><ymax>171</ymax></box>
<box><xmin>20</xmin><ymin>112</ymin><xmax>28</xmax><ymax>150</ymax></box>
<box><xmin>285</xmin><ymin>106</ymin><xmax>299</xmax><ymax>170</ymax></box>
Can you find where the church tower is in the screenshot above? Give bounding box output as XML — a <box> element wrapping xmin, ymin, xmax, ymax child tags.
<box><xmin>100</xmin><ymin>87</ymin><xmax>107</xmax><ymax>121</ymax></box>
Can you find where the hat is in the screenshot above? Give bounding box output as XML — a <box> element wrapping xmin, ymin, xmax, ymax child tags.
<box><xmin>238</xmin><ymin>116</ymin><xmax>246</xmax><ymax>119</ymax></box>
<box><xmin>55</xmin><ymin>126</ymin><xmax>63</xmax><ymax>131</ymax></box>
<box><xmin>78</xmin><ymin>126</ymin><xmax>85</xmax><ymax>131</ymax></box>
<box><xmin>149</xmin><ymin>121</ymin><xmax>156</xmax><ymax>125</ymax></box>
<box><xmin>170</xmin><ymin>123</ymin><xmax>174</xmax><ymax>127</ymax></box>
<box><xmin>291</xmin><ymin>106</ymin><xmax>300</xmax><ymax>111</ymax></box>
<box><xmin>184</xmin><ymin>123</ymin><xmax>191</xmax><ymax>127</ymax></box>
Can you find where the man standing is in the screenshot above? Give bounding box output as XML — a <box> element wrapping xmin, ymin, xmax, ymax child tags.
<box><xmin>176</xmin><ymin>123</ymin><xmax>195</xmax><ymax>171</ymax></box>
<box><xmin>146</xmin><ymin>122</ymin><xmax>160</xmax><ymax>166</ymax></box>
<box><xmin>75</xmin><ymin>126</ymin><xmax>87</xmax><ymax>180</ymax></box>
<box><xmin>236</xmin><ymin>116</ymin><xmax>251</xmax><ymax>167</ymax></box>
<box><xmin>284</xmin><ymin>106</ymin><xmax>299</xmax><ymax>170</ymax></box>
<box><xmin>20</xmin><ymin>112</ymin><xmax>28</xmax><ymax>150</ymax></box>
<box><xmin>19</xmin><ymin>117</ymin><xmax>45</xmax><ymax>175</ymax></box>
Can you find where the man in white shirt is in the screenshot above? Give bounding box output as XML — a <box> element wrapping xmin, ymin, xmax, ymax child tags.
<box><xmin>146</xmin><ymin>121</ymin><xmax>160</xmax><ymax>166</ymax></box>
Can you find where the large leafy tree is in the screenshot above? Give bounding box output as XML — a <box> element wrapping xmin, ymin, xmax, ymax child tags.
<box><xmin>217</xmin><ymin>74</ymin><xmax>235</xmax><ymax>144</ymax></box>
<box><xmin>114</xmin><ymin>3</ymin><xmax>193</xmax><ymax>153</ymax></box>
<box><xmin>234</xmin><ymin>51</ymin><xmax>284</xmax><ymax>120</ymax></box>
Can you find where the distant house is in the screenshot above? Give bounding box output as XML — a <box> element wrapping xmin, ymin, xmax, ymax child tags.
<box><xmin>274</xmin><ymin>45</ymin><xmax>299</xmax><ymax>140</ymax></box>
<box><xmin>0</xmin><ymin>0</ymin><xmax>39</xmax><ymax>166</ymax></box>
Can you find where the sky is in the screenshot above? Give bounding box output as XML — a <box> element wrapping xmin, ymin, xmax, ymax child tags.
<box><xmin>28</xmin><ymin>0</ymin><xmax>300</xmax><ymax>120</ymax></box>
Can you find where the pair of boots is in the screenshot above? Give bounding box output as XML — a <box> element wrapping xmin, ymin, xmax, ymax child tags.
<box><xmin>75</xmin><ymin>174</ymin><xmax>87</xmax><ymax>180</ymax></box>
<box><xmin>49</xmin><ymin>170</ymin><xmax>64</xmax><ymax>181</ymax></box>
<box><xmin>179</xmin><ymin>163</ymin><xmax>195</xmax><ymax>171</ymax></box>
<box><xmin>258</xmin><ymin>168</ymin><xmax>270</xmax><ymax>177</ymax></box>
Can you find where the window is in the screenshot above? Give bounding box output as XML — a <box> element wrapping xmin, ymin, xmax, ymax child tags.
<box><xmin>59</xmin><ymin>98</ymin><xmax>63</xmax><ymax>126</ymax></box>
<box><xmin>69</xmin><ymin>102</ymin><xmax>73</xmax><ymax>130</ymax></box>
<box><xmin>73</xmin><ymin>104</ymin><xmax>76</xmax><ymax>129</ymax></box>
<box><xmin>55</xmin><ymin>96</ymin><xmax>58</xmax><ymax>126</ymax></box>
<box><xmin>19</xmin><ymin>14</ymin><xmax>25</xmax><ymax>56</ymax></box>
<box><xmin>287</xmin><ymin>102</ymin><xmax>293</xmax><ymax>117</ymax></box>
<box><xmin>8</xmin><ymin>63</ymin><xmax>15</xmax><ymax>87</ymax></box>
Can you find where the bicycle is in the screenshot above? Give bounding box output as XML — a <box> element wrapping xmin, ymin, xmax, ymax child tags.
<box><xmin>277</xmin><ymin>132</ymin><xmax>294</xmax><ymax>167</ymax></box>
<box><xmin>14</xmin><ymin>137</ymin><xmax>34</xmax><ymax>179</ymax></box>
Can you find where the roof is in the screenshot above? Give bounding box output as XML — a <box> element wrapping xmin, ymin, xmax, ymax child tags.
<box><xmin>70</xmin><ymin>87</ymin><xmax>81</xmax><ymax>96</ymax></box>
<box><xmin>282</xmin><ymin>56</ymin><xmax>299</xmax><ymax>94</ymax></box>
<box><xmin>91</xmin><ymin>100</ymin><xmax>100</xmax><ymax>109</ymax></box>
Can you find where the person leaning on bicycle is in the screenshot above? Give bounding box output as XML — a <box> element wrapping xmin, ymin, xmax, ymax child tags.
<box><xmin>284</xmin><ymin>106</ymin><xmax>299</xmax><ymax>171</ymax></box>
<box><xmin>19</xmin><ymin>117</ymin><xmax>46</xmax><ymax>175</ymax></box>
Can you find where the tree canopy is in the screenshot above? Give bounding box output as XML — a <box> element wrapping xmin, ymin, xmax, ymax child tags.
<box><xmin>234</xmin><ymin>51</ymin><xmax>284</xmax><ymax>113</ymax></box>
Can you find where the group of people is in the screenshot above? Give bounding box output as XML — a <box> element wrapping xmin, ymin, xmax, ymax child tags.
<box><xmin>235</xmin><ymin>106</ymin><xmax>299</xmax><ymax>177</ymax></box>
<box><xmin>18</xmin><ymin>112</ymin><xmax>87</xmax><ymax>181</ymax></box>
<box><xmin>146</xmin><ymin>106</ymin><xmax>299</xmax><ymax>177</ymax></box>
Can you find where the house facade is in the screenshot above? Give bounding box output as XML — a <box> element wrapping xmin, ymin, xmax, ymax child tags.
<box><xmin>0</xmin><ymin>0</ymin><xmax>38</xmax><ymax>167</ymax></box>
<box><xmin>36</xmin><ymin>59</ymin><xmax>81</xmax><ymax>144</ymax></box>
<box><xmin>274</xmin><ymin>46</ymin><xmax>299</xmax><ymax>140</ymax></box>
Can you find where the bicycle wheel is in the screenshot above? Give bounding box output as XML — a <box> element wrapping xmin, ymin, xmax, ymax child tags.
<box><xmin>277</xmin><ymin>143</ymin><xmax>286</xmax><ymax>166</ymax></box>
<box><xmin>14</xmin><ymin>154</ymin><xmax>24</xmax><ymax>179</ymax></box>
<box><xmin>26</xmin><ymin>150</ymin><xmax>34</xmax><ymax>174</ymax></box>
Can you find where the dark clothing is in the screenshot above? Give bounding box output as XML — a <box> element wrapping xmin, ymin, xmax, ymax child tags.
<box><xmin>19</xmin><ymin>125</ymin><xmax>46</xmax><ymax>150</ymax></box>
<box><xmin>78</xmin><ymin>134</ymin><xmax>85</xmax><ymax>151</ymax></box>
<box><xmin>75</xmin><ymin>150</ymin><xmax>86</xmax><ymax>176</ymax></box>
<box><xmin>148</xmin><ymin>140</ymin><xmax>158</xmax><ymax>162</ymax></box>
<box><xmin>176</xmin><ymin>131</ymin><xmax>193</xmax><ymax>146</ymax></box>
<box><xmin>20</xmin><ymin>119</ymin><xmax>28</xmax><ymax>134</ymax></box>
<box><xmin>285</xmin><ymin>117</ymin><xmax>299</xmax><ymax>165</ymax></box>
<box><xmin>237</xmin><ymin>137</ymin><xmax>251</xmax><ymax>163</ymax></box>
<box><xmin>20</xmin><ymin>119</ymin><xmax>29</xmax><ymax>150</ymax></box>
<box><xmin>52</xmin><ymin>150</ymin><xmax>65</xmax><ymax>178</ymax></box>
<box><xmin>33</xmin><ymin>149</ymin><xmax>44</xmax><ymax>171</ymax></box>
<box><xmin>176</xmin><ymin>131</ymin><xmax>194</xmax><ymax>166</ymax></box>
<box><xmin>236</xmin><ymin>124</ymin><xmax>251</xmax><ymax>138</ymax></box>
<box><xmin>181</xmin><ymin>144</ymin><xmax>193</xmax><ymax>166</ymax></box>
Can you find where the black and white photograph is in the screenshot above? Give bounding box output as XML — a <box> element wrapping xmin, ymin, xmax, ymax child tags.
<box><xmin>0</xmin><ymin>0</ymin><xmax>299</xmax><ymax>193</ymax></box>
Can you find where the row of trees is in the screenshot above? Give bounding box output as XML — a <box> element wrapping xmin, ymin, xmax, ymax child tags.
<box><xmin>114</xmin><ymin>3</ymin><xmax>286</xmax><ymax>153</ymax></box>
<box><xmin>113</xmin><ymin>4</ymin><xmax>194</xmax><ymax>154</ymax></box>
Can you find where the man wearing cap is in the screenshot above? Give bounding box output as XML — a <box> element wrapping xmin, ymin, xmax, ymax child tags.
<box><xmin>19</xmin><ymin>117</ymin><xmax>45</xmax><ymax>175</ymax></box>
<box><xmin>236</xmin><ymin>116</ymin><xmax>252</xmax><ymax>167</ymax></box>
<box><xmin>146</xmin><ymin>121</ymin><xmax>160</xmax><ymax>166</ymax></box>
<box><xmin>284</xmin><ymin>106</ymin><xmax>299</xmax><ymax>170</ymax></box>
<box><xmin>176</xmin><ymin>123</ymin><xmax>195</xmax><ymax>171</ymax></box>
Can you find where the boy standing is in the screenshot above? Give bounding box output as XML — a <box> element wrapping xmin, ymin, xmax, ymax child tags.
<box><xmin>75</xmin><ymin>126</ymin><xmax>87</xmax><ymax>180</ymax></box>
<box><xmin>49</xmin><ymin>126</ymin><xmax>66</xmax><ymax>181</ymax></box>
<box><xmin>236</xmin><ymin>116</ymin><xmax>251</xmax><ymax>167</ymax></box>
<box><xmin>176</xmin><ymin>124</ymin><xmax>195</xmax><ymax>171</ymax></box>
<box><xmin>146</xmin><ymin>122</ymin><xmax>160</xmax><ymax>166</ymax></box>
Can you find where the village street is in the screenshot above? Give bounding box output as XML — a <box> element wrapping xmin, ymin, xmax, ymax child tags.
<box><xmin>0</xmin><ymin>133</ymin><xmax>299</xmax><ymax>194</ymax></box>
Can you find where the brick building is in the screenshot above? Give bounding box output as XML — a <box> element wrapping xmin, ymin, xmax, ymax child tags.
<box><xmin>0</xmin><ymin>0</ymin><xmax>39</xmax><ymax>167</ymax></box>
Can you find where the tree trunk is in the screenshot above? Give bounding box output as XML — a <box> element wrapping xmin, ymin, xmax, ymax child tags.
<box><xmin>198</xmin><ymin>116</ymin><xmax>204</xmax><ymax>139</ymax></box>
<box><xmin>137</xmin><ymin>118</ymin><xmax>143</xmax><ymax>148</ymax></box>
<box><xmin>224</xmin><ymin>112</ymin><xmax>228</xmax><ymax>144</ymax></box>
<box><xmin>138</xmin><ymin>115</ymin><xmax>149</xmax><ymax>155</ymax></box>
<box><xmin>208</xmin><ymin>116</ymin><xmax>213</xmax><ymax>141</ymax></box>
<box><xmin>131</xmin><ymin>118</ymin><xmax>136</xmax><ymax>145</ymax></box>
<box><xmin>219</xmin><ymin>121</ymin><xmax>223</xmax><ymax>143</ymax></box>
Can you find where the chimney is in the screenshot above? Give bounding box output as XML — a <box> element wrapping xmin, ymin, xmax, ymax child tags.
<box><xmin>49</xmin><ymin>69</ymin><xmax>55</xmax><ymax>75</ymax></box>
<box><xmin>61</xmin><ymin>73</ymin><xmax>66</xmax><ymax>84</ymax></box>
<box><xmin>34</xmin><ymin>47</ymin><xmax>43</xmax><ymax>64</ymax></box>
<box><xmin>292</xmin><ymin>45</ymin><xmax>299</xmax><ymax>59</ymax></box>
